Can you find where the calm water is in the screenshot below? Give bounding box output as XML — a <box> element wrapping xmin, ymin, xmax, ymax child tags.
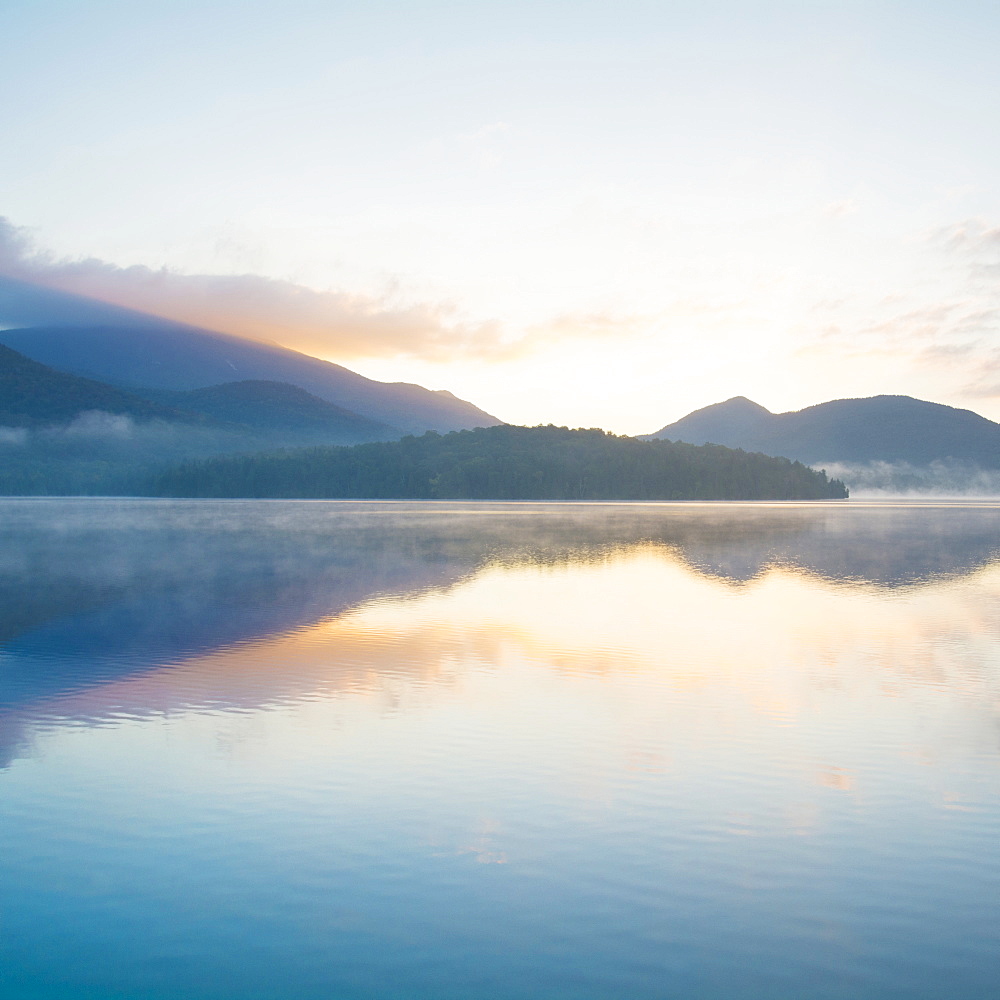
<box><xmin>1</xmin><ymin>499</ymin><xmax>998</xmax><ymax>999</ymax></box>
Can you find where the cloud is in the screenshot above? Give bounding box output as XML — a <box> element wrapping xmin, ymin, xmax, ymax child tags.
<box><xmin>858</xmin><ymin>303</ymin><xmax>967</xmax><ymax>343</ymax></box>
<box><xmin>808</xmin><ymin>299</ymin><xmax>996</xmax><ymax>366</ymax></box>
<box><xmin>0</xmin><ymin>412</ymin><xmax>137</xmax><ymax>445</ymax></box>
<box><xmin>838</xmin><ymin>306</ymin><xmax>1000</xmax><ymax>405</ymax></box>
<box><xmin>823</xmin><ymin>200</ymin><xmax>858</xmax><ymax>218</ymax></box>
<box><xmin>525</xmin><ymin>310</ymin><xmax>650</xmax><ymax>344</ymax></box>
<box><xmin>955</xmin><ymin>344</ymin><xmax>1000</xmax><ymax>400</ymax></box>
<box><xmin>818</xmin><ymin>219</ymin><xmax>1000</xmax><ymax>349</ymax></box>
<box><xmin>61</xmin><ymin>411</ymin><xmax>136</xmax><ymax>440</ymax></box>
<box><xmin>0</xmin><ymin>427</ymin><xmax>29</xmax><ymax>446</ymax></box>
<box><xmin>930</xmin><ymin>219</ymin><xmax>1000</xmax><ymax>254</ymax></box>
<box><xmin>0</xmin><ymin>218</ymin><xmax>527</xmax><ymax>362</ymax></box>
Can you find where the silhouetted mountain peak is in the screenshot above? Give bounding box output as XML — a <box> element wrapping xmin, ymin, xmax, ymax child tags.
<box><xmin>705</xmin><ymin>396</ymin><xmax>772</xmax><ymax>416</ymax></box>
<box><xmin>649</xmin><ymin>395</ymin><xmax>772</xmax><ymax>445</ymax></box>
<box><xmin>722</xmin><ymin>395</ymin><xmax>767</xmax><ymax>408</ymax></box>
<box><xmin>647</xmin><ymin>393</ymin><xmax>1000</xmax><ymax>468</ymax></box>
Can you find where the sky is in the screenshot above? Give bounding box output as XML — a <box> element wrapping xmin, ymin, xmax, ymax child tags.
<box><xmin>3</xmin><ymin>0</ymin><xmax>1000</xmax><ymax>433</ymax></box>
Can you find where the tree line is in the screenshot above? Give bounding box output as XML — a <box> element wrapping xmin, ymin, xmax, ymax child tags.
<box><xmin>151</xmin><ymin>424</ymin><xmax>849</xmax><ymax>501</ymax></box>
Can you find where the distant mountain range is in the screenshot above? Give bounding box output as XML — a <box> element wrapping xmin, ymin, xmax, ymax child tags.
<box><xmin>0</xmin><ymin>274</ymin><xmax>501</xmax><ymax>435</ymax></box>
<box><xmin>0</xmin><ymin>341</ymin><xmax>413</xmax><ymax>494</ymax></box>
<box><xmin>5</xmin><ymin>273</ymin><xmax>997</xmax><ymax>496</ymax></box>
<box><xmin>0</xmin><ymin>274</ymin><xmax>504</xmax><ymax>494</ymax></box>
<box><xmin>0</xmin><ymin>344</ymin><xmax>850</xmax><ymax>501</ymax></box>
<box><xmin>647</xmin><ymin>395</ymin><xmax>1000</xmax><ymax>469</ymax></box>
<box><xmin>0</xmin><ymin>341</ymin><xmax>396</xmax><ymax>442</ymax></box>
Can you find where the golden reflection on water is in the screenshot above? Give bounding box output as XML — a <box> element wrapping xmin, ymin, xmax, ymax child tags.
<box><xmin>2</xmin><ymin>533</ymin><xmax>996</xmax><ymax>918</ymax></box>
<box><xmin>28</xmin><ymin>542</ymin><xmax>1000</xmax><ymax>767</ymax></box>
<box><xmin>4</xmin><ymin>503</ymin><xmax>999</xmax><ymax>1000</ymax></box>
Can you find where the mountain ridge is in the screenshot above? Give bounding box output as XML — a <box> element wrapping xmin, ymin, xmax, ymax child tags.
<box><xmin>0</xmin><ymin>274</ymin><xmax>502</xmax><ymax>435</ymax></box>
<box><xmin>0</xmin><ymin>341</ymin><xmax>399</xmax><ymax>442</ymax></box>
<box><xmin>0</xmin><ymin>342</ymin><xmax>194</xmax><ymax>427</ymax></box>
<box><xmin>0</xmin><ymin>343</ymin><xmax>407</xmax><ymax>494</ymax></box>
<box><xmin>647</xmin><ymin>394</ymin><xmax>1000</xmax><ymax>468</ymax></box>
<box><xmin>141</xmin><ymin>380</ymin><xmax>399</xmax><ymax>441</ymax></box>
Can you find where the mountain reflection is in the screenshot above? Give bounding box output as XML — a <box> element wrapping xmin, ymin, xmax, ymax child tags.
<box><xmin>1</xmin><ymin>499</ymin><xmax>998</xmax><ymax>765</ymax></box>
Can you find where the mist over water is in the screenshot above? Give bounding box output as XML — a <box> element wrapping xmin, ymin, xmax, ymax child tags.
<box><xmin>1</xmin><ymin>499</ymin><xmax>998</xmax><ymax>999</ymax></box>
<box><xmin>823</xmin><ymin>459</ymin><xmax>1000</xmax><ymax>498</ymax></box>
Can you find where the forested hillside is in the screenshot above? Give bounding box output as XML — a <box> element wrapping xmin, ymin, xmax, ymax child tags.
<box><xmin>0</xmin><ymin>342</ymin><xmax>189</xmax><ymax>426</ymax></box>
<box><xmin>152</xmin><ymin>425</ymin><xmax>848</xmax><ymax>500</ymax></box>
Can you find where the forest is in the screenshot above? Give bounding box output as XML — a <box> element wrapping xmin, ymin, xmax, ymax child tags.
<box><xmin>152</xmin><ymin>424</ymin><xmax>849</xmax><ymax>501</ymax></box>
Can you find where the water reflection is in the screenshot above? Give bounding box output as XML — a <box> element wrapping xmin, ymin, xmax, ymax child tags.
<box><xmin>3</xmin><ymin>499</ymin><xmax>998</xmax><ymax>646</ymax></box>
<box><xmin>1</xmin><ymin>499</ymin><xmax>998</xmax><ymax>766</ymax></box>
<box><xmin>2</xmin><ymin>500</ymin><xmax>999</xmax><ymax>999</ymax></box>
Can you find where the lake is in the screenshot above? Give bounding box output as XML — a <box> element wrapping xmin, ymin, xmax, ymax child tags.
<box><xmin>1</xmin><ymin>498</ymin><xmax>998</xmax><ymax>999</ymax></box>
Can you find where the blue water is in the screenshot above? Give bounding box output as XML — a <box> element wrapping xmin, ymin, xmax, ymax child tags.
<box><xmin>1</xmin><ymin>499</ymin><xmax>998</xmax><ymax>999</ymax></box>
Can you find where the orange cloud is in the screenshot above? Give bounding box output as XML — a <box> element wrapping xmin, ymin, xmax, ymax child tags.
<box><xmin>0</xmin><ymin>218</ymin><xmax>668</xmax><ymax>365</ymax></box>
<box><xmin>0</xmin><ymin>218</ymin><xmax>512</xmax><ymax>361</ymax></box>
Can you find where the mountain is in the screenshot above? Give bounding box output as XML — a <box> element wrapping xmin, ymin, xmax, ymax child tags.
<box><xmin>0</xmin><ymin>343</ymin><xmax>400</xmax><ymax>495</ymax></box>
<box><xmin>151</xmin><ymin>425</ymin><xmax>848</xmax><ymax>501</ymax></box>
<box><xmin>647</xmin><ymin>395</ymin><xmax>1000</xmax><ymax>467</ymax></box>
<box><xmin>140</xmin><ymin>380</ymin><xmax>398</xmax><ymax>442</ymax></box>
<box><xmin>0</xmin><ymin>275</ymin><xmax>502</xmax><ymax>434</ymax></box>
<box><xmin>0</xmin><ymin>340</ymin><xmax>395</xmax><ymax>442</ymax></box>
<box><xmin>0</xmin><ymin>342</ymin><xmax>190</xmax><ymax>427</ymax></box>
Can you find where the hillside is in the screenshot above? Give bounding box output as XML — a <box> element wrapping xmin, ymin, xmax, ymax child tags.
<box><xmin>151</xmin><ymin>425</ymin><xmax>849</xmax><ymax>500</ymax></box>
<box><xmin>0</xmin><ymin>342</ymin><xmax>190</xmax><ymax>427</ymax></box>
<box><xmin>140</xmin><ymin>380</ymin><xmax>399</xmax><ymax>442</ymax></box>
<box><xmin>0</xmin><ymin>344</ymin><xmax>402</xmax><ymax>495</ymax></box>
<box><xmin>647</xmin><ymin>394</ymin><xmax>1000</xmax><ymax>467</ymax></box>
<box><xmin>0</xmin><ymin>274</ymin><xmax>502</xmax><ymax>434</ymax></box>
